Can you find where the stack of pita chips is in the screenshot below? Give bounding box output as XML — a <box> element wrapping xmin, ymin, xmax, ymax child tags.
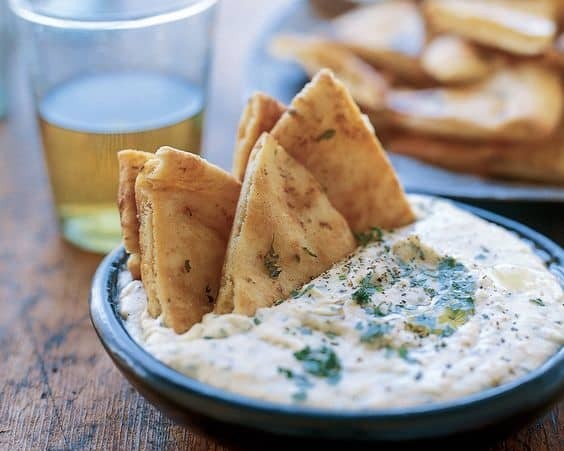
<box><xmin>270</xmin><ymin>0</ymin><xmax>564</xmax><ymax>184</ymax></box>
<box><xmin>118</xmin><ymin>69</ymin><xmax>414</xmax><ymax>333</ymax></box>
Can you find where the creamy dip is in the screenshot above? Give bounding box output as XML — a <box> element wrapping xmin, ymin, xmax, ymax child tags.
<box><xmin>119</xmin><ymin>195</ymin><xmax>563</xmax><ymax>409</ymax></box>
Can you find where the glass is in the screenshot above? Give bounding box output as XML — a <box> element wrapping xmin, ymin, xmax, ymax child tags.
<box><xmin>10</xmin><ymin>0</ymin><xmax>218</xmax><ymax>253</ymax></box>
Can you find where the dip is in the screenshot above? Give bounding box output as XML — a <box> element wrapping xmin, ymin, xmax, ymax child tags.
<box><xmin>119</xmin><ymin>195</ymin><xmax>563</xmax><ymax>409</ymax></box>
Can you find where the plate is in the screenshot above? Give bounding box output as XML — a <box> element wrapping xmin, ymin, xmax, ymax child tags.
<box><xmin>90</xmin><ymin>200</ymin><xmax>564</xmax><ymax>443</ymax></box>
<box><xmin>245</xmin><ymin>0</ymin><xmax>564</xmax><ymax>202</ymax></box>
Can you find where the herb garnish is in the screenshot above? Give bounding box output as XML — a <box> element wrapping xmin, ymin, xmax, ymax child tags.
<box><xmin>293</xmin><ymin>345</ymin><xmax>342</xmax><ymax>383</ymax></box>
<box><xmin>264</xmin><ymin>238</ymin><xmax>282</xmax><ymax>278</ymax></box>
<box><xmin>352</xmin><ymin>273</ymin><xmax>382</xmax><ymax>305</ymax></box>
<box><xmin>435</xmin><ymin>257</ymin><xmax>476</xmax><ymax>317</ymax></box>
<box><xmin>529</xmin><ymin>298</ymin><xmax>545</xmax><ymax>306</ymax></box>
<box><xmin>354</xmin><ymin>227</ymin><xmax>383</xmax><ymax>247</ymax></box>
<box><xmin>303</xmin><ymin>247</ymin><xmax>318</xmax><ymax>258</ymax></box>
<box><xmin>400</xmin><ymin>256</ymin><xmax>476</xmax><ymax>337</ymax></box>
<box><xmin>360</xmin><ymin>322</ymin><xmax>392</xmax><ymax>344</ymax></box>
<box><xmin>291</xmin><ymin>283</ymin><xmax>314</xmax><ymax>298</ymax></box>
<box><xmin>315</xmin><ymin>128</ymin><xmax>336</xmax><ymax>142</ymax></box>
<box><xmin>278</xmin><ymin>366</ymin><xmax>314</xmax><ymax>402</ymax></box>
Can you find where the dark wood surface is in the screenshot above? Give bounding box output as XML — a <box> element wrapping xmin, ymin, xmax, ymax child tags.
<box><xmin>0</xmin><ymin>1</ymin><xmax>562</xmax><ymax>449</ymax></box>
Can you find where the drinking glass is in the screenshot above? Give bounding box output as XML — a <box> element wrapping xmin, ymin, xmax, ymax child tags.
<box><xmin>10</xmin><ymin>0</ymin><xmax>218</xmax><ymax>253</ymax></box>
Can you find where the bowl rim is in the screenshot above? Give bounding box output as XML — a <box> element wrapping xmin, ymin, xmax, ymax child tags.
<box><xmin>90</xmin><ymin>198</ymin><xmax>564</xmax><ymax>425</ymax></box>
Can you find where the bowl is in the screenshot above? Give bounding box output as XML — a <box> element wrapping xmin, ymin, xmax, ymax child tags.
<box><xmin>90</xmin><ymin>200</ymin><xmax>563</xmax><ymax>443</ymax></box>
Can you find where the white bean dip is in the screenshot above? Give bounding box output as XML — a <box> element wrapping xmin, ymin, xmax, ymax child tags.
<box><xmin>119</xmin><ymin>195</ymin><xmax>563</xmax><ymax>409</ymax></box>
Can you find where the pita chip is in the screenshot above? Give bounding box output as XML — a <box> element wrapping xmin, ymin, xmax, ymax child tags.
<box><xmin>421</xmin><ymin>35</ymin><xmax>494</xmax><ymax>84</ymax></box>
<box><xmin>423</xmin><ymin>0</ymin><xmax>557</xmax><ymax>56</ymax></box>
<box><xmin>117</xmin><ymin>149</ymin><xmax>155</xmax><ymax>279</ymax></box>
<box><xmin>216</xmin><ymin>133</ymin><xmax>356</xmax><ymax>315</ymax></box>
<box><xmin>270</xmin><ymin>34</ymin><xmax>389</xmax><ymax>111</ymax></box>
<box><xmin>386</xmin><ymin>128</ymin><xmax>564</xmax><ymax>184</ymax></box>
<box><xmin>233</xmin><ymin>92</ymin><xmax>286</xmax><ymax>182</ymax></box>
<box><xmin>135</xmin><ymin>147</ymin><xmax>241</xmax><ymax>332</ymax></box>
<box><xmin>383</xmin><ymin>63</ymin><xmax>563</xmax><ymax>142</ymax></box>
<box><xmin>270</xmin><ymin>69</ymin><xmax>415</xmax><ymax>232</ymax></box>
<box><xmin>331</xmin><ymin>0</ymin><xmax>428</xmax><ymax>83</ymax></box>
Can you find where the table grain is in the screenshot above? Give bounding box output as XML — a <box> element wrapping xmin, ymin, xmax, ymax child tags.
<box><xmin>0</xmin><ymin>1</ymin><xmax>562</xmax><ymax>449</ymax></box>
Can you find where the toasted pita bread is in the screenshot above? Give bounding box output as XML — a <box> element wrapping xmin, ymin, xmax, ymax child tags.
<box><xmin>423</xmin><ymin>0</ymin><xmax>557</xmax><ymax>56</ymax></box>
<box><xmin>269</xmin><ymin>69</ymin><xmax>415</xmax><ymax>232</ymax></box>
<box><xmin>270</xmin><ymin>34</ymin><xmax>389</xmax><ymax>111</ymax></box>
<box><xmin>233</xmin><ymin>93</ymin><xmax>286</xmax><ymax>182</ymax></box>
<box><xmin>136</xmin><ymin>147</ymin><xmax>241</xmax><ymax>332</ymax></box>
<box><xmin>383</xmin><ymin>63</ymin><xmax>563</xmax><ymax>141</ymax></box>
<box><xmin>331</xmin><ymin>0</ymin><xmax>429</xmax><ymax>83</ymax></box>
<box><xmin>421</xmin><ymin>35</ymin><xmax>494</xmax><ymax>84</ymax></box>
<box><xmin>386</xmin><ymin>128</ymin><xmax>564</xmax><ymax>184</ymax></box>
<box><xmin>215</xmin><ymin>133</ymin><xmax>356</xmax><ymax>315</ymax></box>
<box><xmin>117</xmin><ymin>149</ymin><xmax>155</xmax><ymax>280</ymax></box>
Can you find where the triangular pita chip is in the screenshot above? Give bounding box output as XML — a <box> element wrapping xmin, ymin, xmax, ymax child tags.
<box><xmin>136</xmin><ymin>147</ymin><xmax>241</xmax><ymax>332</ymax></box>
<box><xmin>270</xmin><ymin>69</ymin><xmax>415</xmax><ymax>232</ymax></box>
<box><xmin>385</xmin><ymin>127</ymin><xmax>564</xmax><ymax>184</ymax></box>
<box><xmin>117</xmin><ymin>149</ymin><xmax>155</xmax><ymax>279</ymax></box>
<box><xmin>216</xmin><ymin>133</ymin><xmax>356</xmax><ymax>315</ymax></box>
<box><xmin>331</xmin><ymin>0</ymin><xmax>428</xmax><ymax>83</ymax></box>
<box><xmin>421</xmin><ymin>35</ymin><xmax>493</xmax><ymax>84</ymax></box>
<box><xmin>233</xmin><ymin>92</ymin><xmax>286</xmax><ymax>181</ymax></box>
<box><xmin>423</xmin><ymin>0</ymin><xmax>557</xmax><ymax>56</ymax></box>
<box><xmin>383</xmin><ymin>63</ymin><xmax>563</xmax><ymax>141</ymax></box>
<box><xmin>270</xmin><ymin>34</ymin><xmax>389</xmax><ymax>111</ymax></box>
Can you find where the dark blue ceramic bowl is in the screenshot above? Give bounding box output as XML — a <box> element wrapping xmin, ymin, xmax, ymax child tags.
<box><xmin>90</xmin><ymin>201</ymin><xmax>563</xmax><ymax>443</ymax></box>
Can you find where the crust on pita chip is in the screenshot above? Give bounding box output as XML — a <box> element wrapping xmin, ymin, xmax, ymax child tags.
<box><xmin>233</xmin><ymin>92</ymin><xmax>286</xmax><ymax>182</ymax></box>
<box><xmin>421</xmin><ymin>35</ymin><xmax>494</xmax><ymax>84</ymax></box>
<box><xmin>423</xmin><ymin>0</ymin><xmax>557</xmax><ymax>56</ymax></box>
<box><xmin>386</xmin><ymin>128</ymin><xmax>564</xmax><ymax>184</ymax></box>
<box><xmin>215</xmin><ymin>133</ymin><xmax>356</xmax><ymax>316</ymax></box>
<box><xmin>331</xmin><ymin>0</ymin><xmax>428</xmax><ymax>83</ymax></box>
<box><xmin>383</xmin><ymin>63</ymin><xmax>563</xmax><ymax>142</ymax></box>
<box><xmin>135</xmin><ymin>147</ymin><xmax>241</xmax><ymax>332</ymax></box>
<box><xmin>270</xmin><ymin>34</ymin><xmax>389</xmax><ymax>111</ymax></box>
<box><xmin>268</xmin><ymin>69</ymin><xmax>414</xmax><ymax>232</ymax></box>
<box><xmin>117</xmin><ymin>149</ymin><xmax>155</xmax><ymax>280</ymax></box>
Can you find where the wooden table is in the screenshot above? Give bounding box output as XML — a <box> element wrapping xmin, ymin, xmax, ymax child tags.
<box><xmin>0</xmin><ymin>1</ymin><xmax>562</xmax><ymax>449</ymax></box>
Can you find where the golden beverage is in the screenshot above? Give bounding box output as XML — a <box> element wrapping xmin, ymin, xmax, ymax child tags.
<box><xmin>38</xmin><ymin>72</ymin><xmax>204</xmax><ymax>253</ymax></box>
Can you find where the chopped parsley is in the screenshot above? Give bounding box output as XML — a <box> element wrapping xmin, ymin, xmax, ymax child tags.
<box><xmin>397</xmin><ymin>346</ymin><xmax>418</xmax><ymax>364</ymax></box>
<box><xmin>400</xmin><ymin>256</ymin><xmax>476</xmax><ymax>337</ymax></box>
<box><xmin>360</xmin><ymin>322</ymin><xmax>392</xmax><ymax>344</ymax></box>
<box><xmin>352</xmin><ymin>273</ymin><xmax>382</xmax><ymax>305</ymax></box>
<box><xmin>435</xmin><ymin>257</ymin><xmax>476</xmax><ymax>317</ymax></box>
<box><xmin>354</xmin><ymin>227</ymin><xmax>383</xmax><ymax>247</ymax></box>
<box><xmin>302</xmin><ymin>247</ymin><xmax>318</xmax><ymax>258</ymax></box>
<box><xmin>315</xmin><ymin>128</ymin><xmax>336</xmax><ymax>142</ymax></box>
<box><xmin>529</xmin><ymin>298</ymin><xmax>545</xmax><ymax>306</ymax></box>
<box><xmin>264</xmin><ymin>239</ymin><xmax>282</xmax><ymax>278</ymax></box>
<box><xmin>278</xmin><ymin>366</ymin><xmax>313</xmax><ymax>402</ymax></box>
<box><xmin>293</xmin><ymin>345</ymin><xmax>342</xmax><ymax>383</ymax></box>
<box><xmin>291</xmin><ymin>283</ymin><xmax>315</xmax><ymax>298</ymax></box>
